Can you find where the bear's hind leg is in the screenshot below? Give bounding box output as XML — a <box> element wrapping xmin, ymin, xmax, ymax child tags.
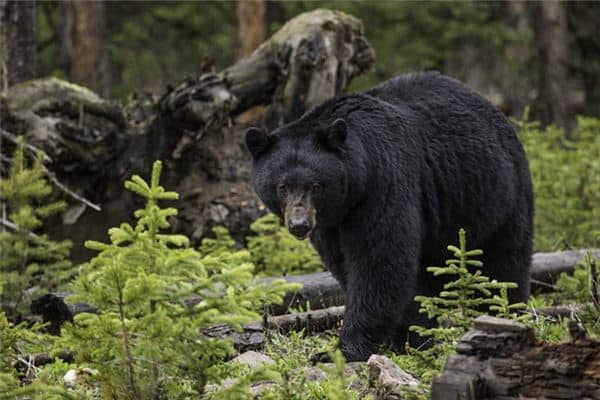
<box><xmin>480</xmin><ymin>216</ymin><xmax>533</xmax><ymax>305</ymax></box>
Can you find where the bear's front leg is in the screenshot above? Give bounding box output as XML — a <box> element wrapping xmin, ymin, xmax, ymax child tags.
<box><xmin>339</xmin><ymin>251</ymin><xmax>419</xmax><ymax>361</ymax></box>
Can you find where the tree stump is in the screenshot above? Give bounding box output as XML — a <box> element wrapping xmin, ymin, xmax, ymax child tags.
<box><xmin>432</xmin><ymin>315</ymin><xmax>600</xmax><ymax>400</ymax></box>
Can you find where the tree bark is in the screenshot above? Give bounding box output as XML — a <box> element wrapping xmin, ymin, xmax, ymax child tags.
<box><xmin>237</xmin><ymin>0</ymin><xmax>266</xmax><ymax>60</ymax></box>
<box><xmin>532</xmin><ymin>1</ymin><xmax>571</xmax><ymax>134</ymax></box>
<box><xmin>59</xmin><ymin>0</ymin><xmax>109</xmax><ymax>97</ymax></box>
<box><xmin>0</xmin><ymin>0</ymin><xmax>36</xmax><ymax>91</ymax></box>
<box><xmin>432</xmin><ymin>316</ymin><xmax>600</xmax><ymax>400</ymax></box>
<box><xmin>567</xmin><ymin>2</ymin><xmax>600</xmax><ymax>118</ymax></box>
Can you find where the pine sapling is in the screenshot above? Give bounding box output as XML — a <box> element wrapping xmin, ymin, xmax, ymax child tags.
<box><xmin>0</xmin><ymin>140</ymin><xmax>72</xmax><ymax>321</ymax></box>
<box><xmin>57</xmin><ymin>161</ymin><xmax>299</xmax><ymax>399</ymax></box>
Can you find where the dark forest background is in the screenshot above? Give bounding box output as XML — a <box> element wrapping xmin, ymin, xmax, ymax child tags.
<box><xmin>3</xmin><ymin>1</ymin><xmax>600</xmax><ymax>133</ymax></box>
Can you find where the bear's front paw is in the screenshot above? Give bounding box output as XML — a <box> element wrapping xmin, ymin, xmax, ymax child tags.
<box><xmin>309</xmin><ymin>352</ymin><xmax>332</xmax><ymax>364</ymax></box>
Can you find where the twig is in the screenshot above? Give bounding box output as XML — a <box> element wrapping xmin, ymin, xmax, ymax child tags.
<box><xmin>41</xmin><ymin>165</ymin><xmax>102</xmax><ymax>212</ymax></box>
<box><xmin>0</xmin><ymin>129</ymin><xmax>52</xmax><ymax>163</ymax></box>
<box><xmin>589</xmin><ymin>255</ymin><xmax>600</xmax><ymax>314</ymax></box>
<box><xmin>530</xmin><ymin>278</ymin><xmax>556</xmax><ymax>290</ymax></box>
<box><xmin>0</xmin><ymin>217</ymin><xmax>38</xmax><ymax>237</ymax></box>
<box><xmin>1</xmin><ymin>130</ymin><xmax>102</xmax><ymax>211</ymax></box>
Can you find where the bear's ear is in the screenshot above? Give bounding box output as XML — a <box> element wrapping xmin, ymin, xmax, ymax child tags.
<box><xmin>319</xmin><ymin>118</ymin><xmax>347</xmax><ymax>150</ymax></box>
<box><xmin>245</xmin><ymin>127</ymin><xmax>273</xmax><ymax>159</ymax></box>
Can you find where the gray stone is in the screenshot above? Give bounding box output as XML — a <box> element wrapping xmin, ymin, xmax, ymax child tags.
<box><xmin>231</xmin><ymin>351</ymin><xmax>275</xmax><ymax>369</ymax></box>
<box><xmin>367</xmin><ymin>355</ymin><xmax>419</xmax><ymax>399</ymax></box>
<box><xmin>473</xmin><ymin>315</ymin><xmax>529</xmax><ymax>333</ymax></box>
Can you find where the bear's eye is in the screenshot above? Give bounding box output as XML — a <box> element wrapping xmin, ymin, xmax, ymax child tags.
<box><xmin>311</xmin><ymin>183</ymin><xmax>322</xmax><ymax>193</ymax></box>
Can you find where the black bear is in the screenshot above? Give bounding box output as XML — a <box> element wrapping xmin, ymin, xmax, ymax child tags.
<box><xmin>246</xmin><ymin>72</ymin><xmax>533</xmax><ymax>361</ymax></box>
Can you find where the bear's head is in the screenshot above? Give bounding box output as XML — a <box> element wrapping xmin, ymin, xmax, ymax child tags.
<box><xmin>246</xmin><ymin>118</ymin><xmax>349</xmax><ymax>239</ymax></box>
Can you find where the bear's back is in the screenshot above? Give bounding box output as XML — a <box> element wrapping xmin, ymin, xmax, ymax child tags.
<box><xmin>364</xmin><ymin>72</ymin><xmax>478</xmax><ymax>105</ymax></box>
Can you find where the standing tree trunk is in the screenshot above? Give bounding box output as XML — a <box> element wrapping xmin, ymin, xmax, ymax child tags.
<box><xmin>237</xmin><ymin>0</ymin><xmax>266</xmax><ymax>60</ymax></box>
<box><xmin>567</xmin><ymin>2</ymin><xmax>600</xmax><ymax>118</ymax></box>
<box><xmin>0</xmin><ymin>0</ymin><xmax>36</xmax><ymax>92</ymax></box>
<box><xmin>59</xmin><ymin>0</ymin><xmax>109</xmax><ymax>96</ymax></box>
<box><xmin>533</xmin><ymin>1</ymin><xmax>571</xmax><ymax>134</ymax></box>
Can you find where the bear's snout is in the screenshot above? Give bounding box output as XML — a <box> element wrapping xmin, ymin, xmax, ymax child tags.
<box><xmin>288</xmin><ymin>208</ymin><xmax>313</xmax><ymax>239</ymax></box>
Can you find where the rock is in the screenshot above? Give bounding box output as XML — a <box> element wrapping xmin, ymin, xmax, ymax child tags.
<box><xmin>204</xmin><ymin>378</ymin><xmax>276</xmax><ymax>398</ymax></box>
<box><xmin>63</xmin><ymin>369</ymin><xmax>78</xmax><ymax>389</ymax></box>
<box><xmin>296</xmin><ymin>366</ymin><xmax>328</xmax><ymax>383</ymax></box>
<box><xmin>295</xmin><ymin>362</ymin><xmax>366</xmax><ymax>384</ymax></box>
<box><xmin>63</xmin><ymin>367</ymin><xmax>98</xmax><ymax>389</ymax></box>
<box><xmin>231</xmin><ymin>351</ymin><xmax>275</xmax><ymax>369</ymax></box>
<box><xmin>367</xmin><ymin>355</ymin><xmax>419</xmax><ymax>399</ymax></box>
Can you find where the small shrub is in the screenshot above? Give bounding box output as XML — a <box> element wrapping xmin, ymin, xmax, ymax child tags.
<box><xmin>247</xmin><ymin>213</ymin><xmax>322</xmax><ymax>276</ymax></box>
<box><xmin>0</xmin><ymin>312</ymin><xmax>78</xmax><ymax>399</ymax></box>
<box><xmin>0</xmin><ymin>140</ymin><xmax>72</xmax><ymax>322</ymax></box>
<box><xmin>553</xmin><ymin>252</ymin><xmax>600</xmax><ymax>337</ymax></box>
<box><xmin>55</xmin><ymin>161</ymin><xmax>300</xmax><ymax>399</ymax></box>
<box><xmin>395</xmin><ymin>229</ymin><xmax>526</xmax><ymax>399</ymax></box>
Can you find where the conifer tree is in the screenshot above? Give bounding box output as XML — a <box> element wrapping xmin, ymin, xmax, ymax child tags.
<box><xmin>0</xmin><ymin>140</ymin><xmax>72</xmax><ymax>322</ymax></box>
<box><xmin>57</xmin><ymin>161</ymin><xmax>299</xmax><ymax>399</ymax></box>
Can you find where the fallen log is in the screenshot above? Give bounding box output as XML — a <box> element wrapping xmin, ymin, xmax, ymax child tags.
<box><xmin>202</xmin><ymin>306</ymin><xmax>345</xmax><ymax>352</ymax></box>
<box><xmin>431</xmin><ymin>315</ymin><xmax>600</xmax><ymax>400</ymax></box>
<box><xmin>270</xmin><ymin>248</ymin><xmax>600</xmax><ymax>313</ymax></box>
<box><xmin>31</xmin><ymin>249</ymin><xmax>599</xmax><ymax>333</ymax></box>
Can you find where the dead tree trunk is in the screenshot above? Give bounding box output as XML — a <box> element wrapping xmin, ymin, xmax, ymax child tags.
<box><xmin>59</xmin><ymin>0</ymin><xmax>109</xmax><ymax>97</ymax></box>
<box><xmin>237</xmin><ymin>0</ymin><xmax>266</xmax><ymax>60</ymax></box>
<box><xmin>2</xmin><ymin>9</ymin><xmax>374</xmax><ymax>262</ymax></box>
<box><xmin>0</xmin><ymin>0</ymin><xmax>36</xmax><ymax>91</ymax></box>
<box><xmin>432</xmin><ymin>315</ymin><xmax>600</xmax><ymax>400</ymax></box>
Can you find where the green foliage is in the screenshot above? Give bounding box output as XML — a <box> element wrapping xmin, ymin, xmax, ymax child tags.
<box><xmin>0</xmin><ymin>140</ymin><xmax>72</xmax><ymax>321</ymax></box>
<box><xmin>412</xmin><ymin>229</ymin><xmax>525</xmax><ymax>334</ymax></box>
<box><xmin>201</xmin><ymin>214</ymin><xmax>323</xmax><ymax>277</ymax></box>
<box><xmin>247</xmin><ymin>214</ymin><xmax>322</xmax><ymax>276</ymax></box>
<box><xmin>55</xmin><ymin>161</ymin><xmax>300</xmax><ymax>399</ymax></box>
<box><xmin>394</xmin><ymin>229</ymin><xmax>527</xmax><ymax>400</ymax></box>
<box><xmin>199</xmin><ymin>226</ymin><xmax>237</xmax><ymax>257</ymax></box>
<box><xmin>0</xmin><ymin>312</ymin><xmax>80</xmax><ymax>400</ymax></box>
<box><xmin>516</xmin><ymin>112</ymin><xmax>600</xmax><ymax>250</ymax></box>
<box><xmin>553</xmin><ymin>252</ymin><xmax>600</xmax><ymax>337</ymax></box>
<box><xmin>258</xmin><ymin>332</ymin><xmax>366</xmax><ymax>400</ymax></box>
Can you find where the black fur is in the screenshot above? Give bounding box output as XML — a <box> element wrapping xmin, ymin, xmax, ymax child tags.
<box><xmin>247</xmin><ymin>72</ymin><xmax>534</xmax><ymax>361</ymax></box>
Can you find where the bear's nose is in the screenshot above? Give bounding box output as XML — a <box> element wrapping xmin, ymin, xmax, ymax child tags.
<box><xmin>288</xmin><ymin>218</ymin><xmax>311</xmax><ymax>239</ymax></box>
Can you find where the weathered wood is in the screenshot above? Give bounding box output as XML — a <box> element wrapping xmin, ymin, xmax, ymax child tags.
<box><xmin>432</xmin><ymin>315</ymin><xmax>600</xmax><ymax>400</ymax></box>
<box><xmin>271</xmin><ymin>248</ymin><xmax>600</xmax><ymax>313</ymax></box>
<box><xmin>202</xmin><ymin>306</ymin><xmax>345</xmax><ymax>352</ymax></box>
<box><xmin>263</xmin><ymin>271</ymin><xmax>345</xmax><ymax>315</ymax></box>
<box><xmin>30</xmin><ymin>249</ymin><xmax>599</xmax><ymax>335</ymax></box>
<box><xmin>159</xmin><ymin>9</ymin><xmax>374</xmax><ymax>129</ymax></box>
<box><xmin>1</xmin><ymin>9</ymin><xmax>375</xmax><ymax>263</ymax></box>
<box><xmin>265</xmin><ymin>305</ymin><xmax>344</xmax><ymax>333</ymax></box>
<box><xmin>13</xmin><ymin>350</ymin><xmax>74</xmax><ymax>373</ymax></box>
